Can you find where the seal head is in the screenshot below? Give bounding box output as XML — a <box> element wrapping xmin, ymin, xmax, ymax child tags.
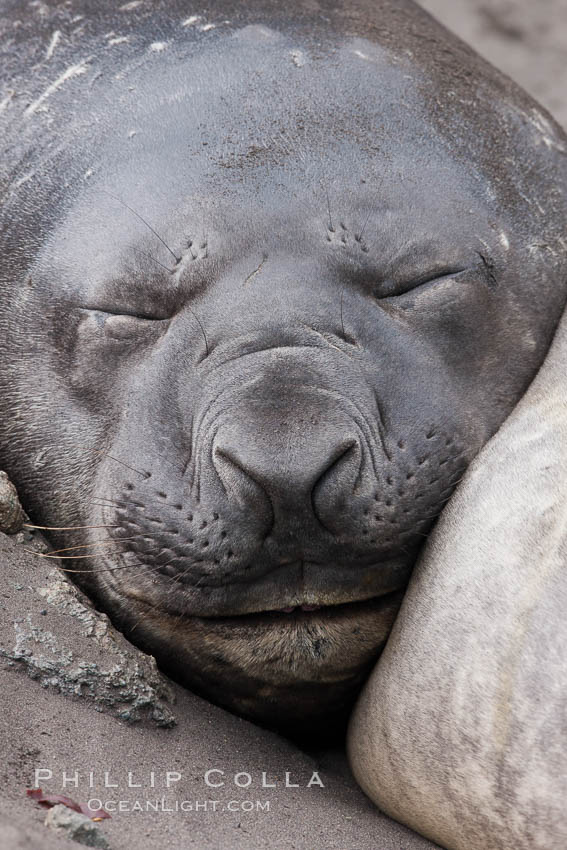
<box><xmin>1</xmin><ymin>0</ymin><xmax>566</xmax><ymax>735</ymax></box>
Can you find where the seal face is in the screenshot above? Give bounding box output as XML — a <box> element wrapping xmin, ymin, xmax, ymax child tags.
<box><xmin>1</xmin><ymin>0</ymin><xmax>567</xmax><ymax>735</ymax></box>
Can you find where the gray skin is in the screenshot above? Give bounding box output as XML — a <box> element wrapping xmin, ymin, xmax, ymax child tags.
<box><xmin>1</xmin><ymin>0</ymin><xmax>566</xmax><ymax>738</ymax></box>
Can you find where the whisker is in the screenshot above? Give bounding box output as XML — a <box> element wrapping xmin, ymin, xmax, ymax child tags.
<box><xmin>25</xmin><ymin>551</ymin><xmax>124</xmax><ymax>561</ymax></box>
<box><xmin>41</xmin><ymin>535</ymin><xmax>142</xmax><ymax>557</ymax></box>
<box><xmin>126</xmin><ymin>563</ymin><xmax>185</xmax><ymax>631</ymax></box>
<box><xmin>357</xmin><ymin>208</ymin><xmax>373</xmax><ymax>242</ymax></box>
<box><xmin>93</xmin><ymin>492</ymin><xmax>184</xmax><ymax>514</ymax></box>
<box><xmin>24</xmin><ymin>523</ymin><xmax>121</xmax><ymax>531</ymax></box>
<box><xmin>188</xmin><ymin>307</ymin><xmax>209</xmax><ymax>357</ymax></box>
<box><xmin>325</xmin><ymin>184</ymin><xmax>334</xmax><ymax>232</ymax></box>
<box><xmin>100</xmin><ymin>189</ymin><xmax>181</xmax><ymax>264</ymax></box>
<box><xmin>41</xmin><ymin>442</ymin><xmax>149</xmax><ymax>478</ymax></box>
<box><xmin>133</xmin><ymin>247</ymin><xmax>174</xmax><ymax>274</ymax></box>
<box><xmin>58</xmin><ymin>564</ymin><xmax>159</xmax><ymax>574</ymax></box>
<box><xmin>27</xmin><ymin>549</ymin><xmax>138</xmax><ymax>561</ymax></box>
<box><xmin>27</xmin><ymin>553</ymin><xmax>169</xmax><ymax>576</ymax></box>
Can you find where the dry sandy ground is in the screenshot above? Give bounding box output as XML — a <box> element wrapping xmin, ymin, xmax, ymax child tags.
<box><xmin>422</xmin><ymin>0</ymin><xmax>567</xmax><ymax>128</ymax></box>
<box><xmin>0</xmin><ymin>532</ymin><xmax>438</xmax><ymax>850</ymax></box>
<box><xmin>1</xmin><ymin>2</ymin><xmax>567</xmax><ymax>849</ymax></box>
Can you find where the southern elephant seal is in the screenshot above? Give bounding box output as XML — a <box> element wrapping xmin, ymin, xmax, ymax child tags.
<box><xmin>0</xmin><ymin>0</ymin><xmax>566</xmax><ymax>738</ymax></box>
<box><xmin>347</xmin><ymin>306</ymin><xmax>567</xmax><ymax>850</ymax></box>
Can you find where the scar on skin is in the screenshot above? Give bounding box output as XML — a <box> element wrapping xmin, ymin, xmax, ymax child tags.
<box><xmin>25</xmin><ymin>59</ymin><xmax>91</xmax><ymax>116</ymax></box>
<box><xmin>477</xmin><ymin>250</ymin><xmax>499</xmax><ymax>289</ymax></box>
<box><xmin>290</xmin><ymin>49</ymin><xmax>306</xmax><ymax>67</ymax></box>
<box><xmin>45</xmin><ymin>30</ymin><xmax>61</xmax><ymax>61</ymax></box>
<box><xmin>243</xmin><ymin>255</ymin><xmax>267</xmax><ymax>286</ymax></box>
<box><xmin>529</xmin><ymin>109</ymin><xmax>567</xmax><ymax>153</ymax></box>
<box><xmin>0</xmin><ymin>91</ymin><xmax>14</xmax><ymax>114</ymax></box>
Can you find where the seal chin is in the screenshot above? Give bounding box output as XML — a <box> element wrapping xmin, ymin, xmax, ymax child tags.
<box><xmin>108</xmin><ymin>585</ymin><xmax>404</xmax><ymax>738</ymax></box>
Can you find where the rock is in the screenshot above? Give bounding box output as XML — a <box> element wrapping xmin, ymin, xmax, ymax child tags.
<box><xmin>0</xmin><ymin>533</ymin><xmax>176</xmax><ymax>727</ymax></box>
<box><xmin>44</xmin><ymin>804</ymin><xmax>110</xmax><ymax>848</ymax></box>
<box><xmin>0</xmin><ymin>816</ymin><xmax>66</xmax><ymax>850</ymax></box>
<box><xmin>0</xmin><ymin>471</ymin><xmax>25</xmax><ymax>534</ymax></box>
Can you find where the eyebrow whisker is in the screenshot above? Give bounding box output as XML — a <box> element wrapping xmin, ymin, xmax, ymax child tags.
<box><xmin>101</xmin><ymin>190</ymin><xmax>181</xmax><ymax>264</ymax></box>
<box><xmin>133</xmin><ymin>247</ymin><xmax>175</xmax><ymax>274</ymax></box>
<box><xmin>325</xmin><ymin>185</ymin><xmax>334</xmax><ymax>232</ymax></box>
<box><xmin>357</xmin><ymin>208</ymin><xmax>373</xmax><ymax>242</ymax></box>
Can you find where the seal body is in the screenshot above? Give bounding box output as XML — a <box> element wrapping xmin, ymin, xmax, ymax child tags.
<box><xmin>1</xmin><ymin>0</ymin><xmax>566</xmax><ymax>735</ymax></box>
<box><xmin>348</xmin><ymin>308</ymin><xmax>567</xmax><ymax>850</ymax></box>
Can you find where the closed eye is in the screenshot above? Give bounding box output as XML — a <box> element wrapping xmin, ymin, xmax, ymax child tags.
<box><xmin>83</xmin><ymin>307</ymin><xmax>170</xmax><ymax>321</ymax></box>
<box><xmin>376</xmin><ymin>267</ymin><xmax>468</xmax><ymax>299</ymax></box>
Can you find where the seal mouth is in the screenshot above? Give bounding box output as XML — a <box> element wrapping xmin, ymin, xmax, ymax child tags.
<box><xmin>111</xmin><ymin>555</ymin><xmax>411</xmax><ymax>621</ymax></box>
<box><xmin>198</xmin><ymin>589</ymin><xmax>402</xmax><ymax>625</ymax></box>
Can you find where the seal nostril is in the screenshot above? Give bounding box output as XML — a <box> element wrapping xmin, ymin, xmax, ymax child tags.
<box><xmin>311</xmin><ymin>438</ymin><xmax>361</xmax><ymax>530</ymax></box>
<box><xmin>212</xmin><ymin>446</ymin><xmax>274</xmax><ymax>531</ymax></box>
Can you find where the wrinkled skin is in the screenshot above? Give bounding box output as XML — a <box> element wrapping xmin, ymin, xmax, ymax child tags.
<box><xmin>1</xmin><ymin>0</ymin><xmax>566</xmax><ymax>737</ymax></box>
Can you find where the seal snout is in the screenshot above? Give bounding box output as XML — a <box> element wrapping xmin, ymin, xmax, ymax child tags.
<box><xmin>99</xmin><ymin>345</ymin><xmax>470</xmax><ymax>619</ymax></box>
<box><xmin>212</xmin><ymin>422</ymin><xmax>361</xmax><ymax>537</ymax></box>
<box><xmin>198</xmin><ymin>359</ymin><xmax>378</xmax><ymax>583</ymax></box>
